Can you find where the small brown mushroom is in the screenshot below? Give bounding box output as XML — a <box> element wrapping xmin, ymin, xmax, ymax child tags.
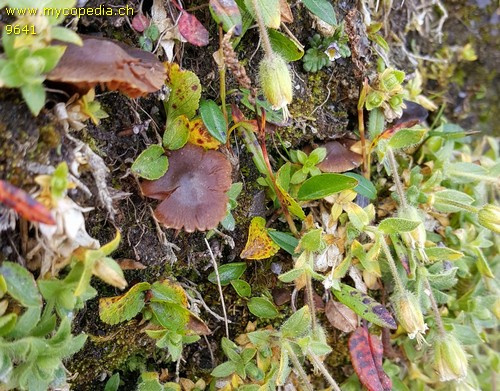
<box><xmin>47</xmin><ymin>36</ymin><xmax>166</xmax><ymax>98</ymax></box>
<box><xmin>140</xmin><ymin>144</ymin><xmax>232</xmax><ymax>232</ymax></box>
<box><xmin>317</xmin><ymin>140</ymin><xmax>363</xmax><ymax>173</ymax></box>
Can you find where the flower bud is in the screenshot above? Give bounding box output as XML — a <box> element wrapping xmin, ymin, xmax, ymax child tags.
<box><xmin>433</xmin><ymin>334</ymin><xmax>468</xmax><ymax>382</ymax></box>
<box><xmin>365</xmin><ymin>90</ymin><xmax>385</xmax><ymax>110</ymax></box>
<box><xmin>392</xmin><ymin>289</ymin><xmax>428</xmax><ymax>344</ymax></box>
<box><xmin>398</xmin><ymin>206</ymin><xmax>426</xmax><ymax>248</ymax></box>
<box><xmin>379</xmin><ymin>68</ymin><xmax>405</xmax><ymax>93</ymax></box>
<box><xmin>259</xmin><ymin>53</ymin><xmax>293</xmax><ymax>115</ymax></box>
<box><xmin>389</xmin><ymin>93</ymin><xmax>405</xmax><ymax>110</ymax></box>
<box><xmin>477</xmin><ymin>204</ymin><xmax>500</xmax><ymax>233</ymax></box>
<box><xmin>92</xmin><ymin>257</ymin><xmax>127</xmax><ymax>290</ymax></box>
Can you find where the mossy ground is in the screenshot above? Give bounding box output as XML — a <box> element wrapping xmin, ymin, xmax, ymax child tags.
<box><xmin>0</xmin><ymin>0</ymin><xmax>498</xmax><ymax>389</ymax></box>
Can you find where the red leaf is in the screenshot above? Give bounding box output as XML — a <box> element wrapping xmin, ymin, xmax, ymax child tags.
<box><xmin>132</xmin><ymin>14</ymin><xmax>150</xmax><ymax>32</ymax></box>
<box><xmin>178</xmin><ymin>11</ymin><xmax>209</xmax><ymax>47</ymax></box>
<box><xmin>0</xmin><ymin>180</ymin><xmax>55</xmax><ymax>225</ymax></box>
<box><xmin>349</xmin><ymin>326</ymin><xmax>392</xmax><ymax>391</ymax></box>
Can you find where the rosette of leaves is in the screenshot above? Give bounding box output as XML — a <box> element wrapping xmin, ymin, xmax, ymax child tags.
<box><xmin>303</xmin><ymin>28</ymin><xmax>351</xmax><ymax>73</ymax></box>
<box><xmin>0</xmin><ymin>0</ymin><xmax>82</xmax><ymax>114</ymax></box>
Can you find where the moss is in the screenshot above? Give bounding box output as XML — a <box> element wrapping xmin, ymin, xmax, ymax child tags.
<box><xmin>68</xmin><ymin>320</ymin><xmax>156</xmax><ymax>388</ymax></box>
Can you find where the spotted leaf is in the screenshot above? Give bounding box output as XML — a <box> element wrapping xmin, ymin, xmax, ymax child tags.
<box><xmin>164</xmin><ymin>63</ymin><xmax>201</xmax><ymax>129</ymax></box>
<box><xmin>349</xmin><ymin>327</ymin><xmax>392</xmax><ymax>391</ymax></box>
<box><xmin>240</xmin><ymin>217</ymin><xmax>280</xmax><ymax>260</ymax></box>
<box><xmin>99</xmin><ymin>282</ymin><xmax>150</xmax><ymax>325</ymax></box>
<box><xmin>332</xmin><ymin>283</ymin><xmax>396</xmax><ymax>329</ymax></box>
<box><xmin>188</xmin><ymin>118</ymin><xmax>221</xmax><ymax>149</ymax></box>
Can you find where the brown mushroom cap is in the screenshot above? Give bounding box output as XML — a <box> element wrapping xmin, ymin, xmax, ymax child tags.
<box><xmin>47</xmin><ymin>36</ymin><xmax>166</xmax><ymax>98</ymax></box>
<box><xmin>317</xmin><ymin>140</ymin><xmax>362</xmax><ymax>173</ymax></box>
<box><xmin>140</xmin><ymin>144</ymin><xmax>232</xmax><ymax>232</ymax></box>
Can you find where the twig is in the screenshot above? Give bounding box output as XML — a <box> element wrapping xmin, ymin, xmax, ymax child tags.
<box><xmin>204</xmin><ymin>238</ymin><xmax>230</xmax><ymax>339</ymax></box>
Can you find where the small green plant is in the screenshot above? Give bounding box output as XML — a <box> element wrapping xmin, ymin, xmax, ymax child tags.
<box><xmin>139</xmin><ymin>24</ymin><xmax>160</xmax><ymax>52</ymax></box>
<box><xmin>289</xmin><ymin>147</ymin><xmax>326</xmax><ymax>184</ymax></box>
<box><xmin>302</xmin><ymin>28</ymin><xmax>351</xmax><ymax>72</ymax></box>
<box><xmin>99</xmin><ymin>279</ymin><xmax>210</xmax><ymax>362</ymax></box>
<box><xmin>365</xmin><ymin>67</ymin><xmax>407</xmax><ymax>121</ymax></box>
<box><xmin>0</xmin><ymin>0</ymin><xmax>82</xmax><ymax>114</ymax></box>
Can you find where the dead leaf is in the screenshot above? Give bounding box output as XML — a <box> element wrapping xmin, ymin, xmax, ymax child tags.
<box><xmin>178</xmin><ymin>11</ymin><xmax>209</xmax><ymax>47</ymax></box>
<box><xmin>325</xmin><ymin>300</ymin><xmax>358</xmax><ymax>333</ymax></box>
<box><xmin>349</xmin><ymin>327</ymin><xmax>392</xmax><ymax>391</ymax></box>
<box><xmin>117</xmin><ymin>259</ymin><xmax>147</xmax><ymax>270</ymax></box>
<box><xmin>279</xmin><ymin>0</ymin><xmax>293</xmax><ymax>23</ymax></box>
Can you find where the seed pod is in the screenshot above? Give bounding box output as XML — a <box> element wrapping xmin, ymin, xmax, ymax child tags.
<box><xmin>433</xmin><ymin>334</ymin><xmax>468</xmax><ymax>382</ymax></box>
<box><xmin>259</xmin><ymin>53</ymin><xmax>293</xmax><ymax>114</ymax></box>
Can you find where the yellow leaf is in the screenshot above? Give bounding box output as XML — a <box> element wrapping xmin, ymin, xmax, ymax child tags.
<box><xmin>240</xmin><ymin>217</ymin><xmax>280</xmax><ymax>260</ymax></box>
<box><xmin>188</xmin><ymin>118</ymin><xmax>221</xmax><ymax>149</ymax></box>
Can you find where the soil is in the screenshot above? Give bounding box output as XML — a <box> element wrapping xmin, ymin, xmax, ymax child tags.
<box><xmin>0</xmin><ymin>0</ymin><xmax>498</xmax><ymax>389</ymax></box>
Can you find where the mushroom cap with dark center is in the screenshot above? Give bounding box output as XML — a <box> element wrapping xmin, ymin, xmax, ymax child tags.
<box><xmin>140</xmin><ymin>144</ymin><xmax>232</xmax><ymax>232</ymax></box>
<box><xmin>317</xmin><ymin>140</ymin><xmax>363</xmax><ymax>173</ymax></box>
<box><xmin>47</xmin><ymin>36</ymin><xmax>166</xmax><ymax>98</ymax></box>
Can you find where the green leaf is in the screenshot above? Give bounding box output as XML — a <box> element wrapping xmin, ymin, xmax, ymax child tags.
<box><xmin>344</xmin><ymin>173</ymin><xmax>377</xmax><ymax>200</ymax></box>
<box><xmin>247</xmin><ymin>296</ymin><xmax>279</xmax><ymax>318</ymax></box>
<box><xmin>446</xmin><ymin>162</ymin><xmax>491</xmax><ymax>184</ymax></box>
<box><xmin>299</xmin><ymin>229</ymin><xmax>323</xmax><ymax>252</ymax></box>
<box><xmin>21</xmin><ymin>83</ymin><xmax>46</xmax><ymax>115</ymax></box>
<box><xmin>50</xmin><ymin>26</ymin><xmax>83</xmax><ymax>45</ymax></box>
<box><xmin>244</xmin><ymin>0</ymin><xmax>280</xmax><ymax>28</ymax></box>
<box><xmin>199</xmin><ymin>99</ymin><xmax>227</xmax><ymax>143</ymax></box>
<box><xmin>104</xmin><ymin>373</ymin><xmax>120</xmax><ymax>391</ymax></box>
<box><xmin>280</xmin><ymin>306</ymin><xmax>311</xmax><ymax>338</ymax></box>
<box><xmin>211</xmin><ymin>361</ymin><xmax>238</xmax><ymax>377</ymax></box>
<box><xmin>278</xmin><ymin>267</ymin><xmax>305</xmax><ymax>283</ymax></box>
<box><xmin>151</xmin><ymin>302</ymin><xmax>190</xmax><ymax>332</ymax></box>
<box><xmin>131</xmin><ymin>145</ymin><xmax>168</xmax><ymax>180</ymax></box>
<box><xmin>268</xmin><ymin>230</ymin><xmax>299</xmax><ymax>255</ymax></box>
<box><xmin>0</xmin><ymin>313</ymin><xmax>17</xmax><ymax>336</ymax></box>
<box><xmin>231</xmin><ymin>279</ymin><xmax>252</xmax><ymax>297</ymax></box>
<box><xmin>297</xmin><ymin>173</ymin><xmax>358</xmax><ymax>201</ymax></box>
<box><xmin>150</xmin><ymin>280</ymin><xmax>187</xmax><ymax>305</ymax></box>
<box><xmin>137</xmin><ymin>372</ymin><xmax>164</xmax><ymax>391</ymax></box>
<box><xmin>378</xmin><ymin>218</ymin><xmax>421</xmax><ymax>234</ymax></box>
<box><xmin>208</xmin><ymin>262</ymin><xmax>247</xmax><ymax>285</ymax></box>
<box><xmin>344</xmin><ymin>202</ymin><xmax>370</xmax><ymax>231</ymax></box>
<box><xmin>432</xmin><ymin>189</ymin><xmax>475</xmax><ymax>213</ymax></box>
<box><xmin>332</xmin><ymin>284</ymin><xmax>397</xmax><ymax>329</ymax></box>
<box><xmin>165</xmin><ymin>64</ymin><xmax>201</xmax><ymax>128</ymax></box>
<box><xmin>269</xmin><ymin>29</ymin><xmax>304</xmax><ymax>61</ymax></box>
<box><xmin>0</xmin><ymin>262</ymin><xmax>42</xmax><ymax>308</ymax></box>
<box><xmin>209</xmin><ymin>0</ymin><xmax>243</xmax><ymax>34</ymax></box>
<box><xmin>388</xmin><ymin>128</ymin><xmax>427</xmax><ymax>150</ymax></box>
<box><xmin>302</xmin><ymin>0</ymin><xmax>337</xmax><ymax>26</ymax></box>
<box><xmin>424</xmin><ymin>247</ymin><xmax>463</xmax><ymax>262</ymax></box>
<box><xmin>99</xmin><ymin>282</ymin><xmax>150</xmax><ymax>325</ymax></box>
<box><xmin>163</xmin><ymin>115</ymin><xmax>189</xmax><ymax>150</ymax></box>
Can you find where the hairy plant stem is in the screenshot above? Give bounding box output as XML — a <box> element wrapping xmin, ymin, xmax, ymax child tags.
<box><xmin>307</xmin><ymin>349</ymin><xmax>342</xmax><ymax>391</ymax></box>
<box><xmin>238</xmin><ymin>124</ymin><xmax>298</xmax><ymax>236</ymax></box>
<box><xmin>413</xmin><ymin>248</ymin><xmax>447</xmax><ymax>336</ymax></box>
<box><xmin>284</xmin><ymin>341</ymin><xmax>314</xmax><ymax>391</ymax></box>
<box><xmin>386</xmin><ymin>147</ymin><xmax>408</xmax><ymax>209</ymax></box>
<box><xmin>249</xmin><ymin>0</ymin><xmax>273</xmax><ymax>57</ymax></box>
<box><xmin>305</xmin><ymin>256</ymin><xmax>318</xmax><ymax>334</ymax></box>
<box><xmin>358</xmin><ymin>79</ymin><xmax>369</xmax><ymax>179</ymax></box>
<box><xmin>387</xmin><ymin>146</ymin><xmax>447</xmax><ymax>336</ymax></box>
<box><xmin>378</xmin><ymin>233</ymin><xmax>405</xmax><ymax>294</ymax></box>
<box><xmin>218</xmin><ymin>25</ymin><xmax>228</xmax><ymax>131</ymax></box>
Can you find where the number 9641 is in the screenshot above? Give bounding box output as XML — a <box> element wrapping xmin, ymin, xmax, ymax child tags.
<box><xmin>5</xmin><ymin>24</ymin><xmax>36</xmax><ymax>35</ymax></box>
